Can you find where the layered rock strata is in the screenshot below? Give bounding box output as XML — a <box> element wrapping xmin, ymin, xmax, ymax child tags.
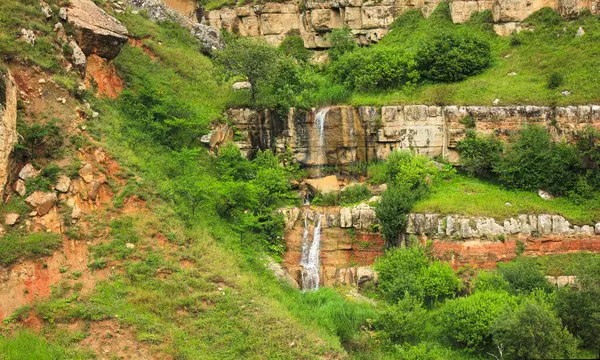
<box><xmin>205</xmin><ymin>0</ymin><xmax>599</xmax><ymax>48</ymax></box>
<box><xmin>0</xmin><ymin>70</ymin><xmax>17</xmax><ymax>195</ymax></box>
<box><xmin>228</xmin><ymin>105</ymin><xmax>600</xmax><ymax>166</ymax></box>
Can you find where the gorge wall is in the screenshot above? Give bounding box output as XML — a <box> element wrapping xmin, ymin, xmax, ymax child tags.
<box><xmin>227</xmin><ymin>105</ymin><xmax>600</xmax><ymax>166</ymax></box>
<box><xmin>281</xmin><ymin>203</ymin><xmax>600</xmax><ymax>287</ymax></box>
<box><xmin>204</xmin><ymin>0</ymin><xmax>600</xmax><ymax>49</ymax></box>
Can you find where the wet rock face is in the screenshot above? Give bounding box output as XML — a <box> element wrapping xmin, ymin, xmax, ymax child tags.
<box><xmin>67</xmin><ymin>0</ymin><xmax>129</xmax><ymax>59</ymax></box>
<box><xmin>206</xmin><ymin>0</ymin><xmax>600</xmax><ymax>48</ymax></box>
<box><xmin>229</xmin><ymin>105</ymin><xmax>600</xmax><ymax>166</ymax></box>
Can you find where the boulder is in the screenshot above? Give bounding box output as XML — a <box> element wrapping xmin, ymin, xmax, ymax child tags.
<box><xmin>13</xmin><ymin>179</ymin><xmax>26</xmax><ymax>196</ymax></box>
<box><xmin>67</xmin><ymin>0</ymin><xmax>129</xmax><ymax>59</ymax></box>
<box><xmin>5</xmin><ymin>213</ymin><xmax>19</xmax><ymax>225</ymax></box>
<box><xmin>59</xmin><ymin>7</ymin><xmax>68</xmax><ymax>20</ymax></box>
<box><xmin>71</xmin><ymin>204</ymin><xmax>82</xmax><ymax>219</ymax></box>
<box><xmin>351</xmin><ymin>203</ymin><xmax>377</xmax><ymax>230</ymax></box>
<box><xmin>305</xmin><ymin>175</ymin><xmax>340</xmax><ymax>195</ymax></box>
<box><xmin>79</xmin><ymin>163</ymin><xmax>94</xmax><ymax>182</ymax></box>
<box><xmin>69</xmin><ymin>40</ymin><xmax>87</xmax><ymax>72</ymax></box>
<box><xmin>55</xmin><ymin>175</ymin><xmax>71</xmax><ymax>193</ymax></box>
<box><xmin>20</xmin><ymin>29</ymin><xmax>36</xmax><ymax>45</ymax></box>
<box><xmin>265</xmin><ymin>256</ymin><xmax>299</xmax><ymax>288</ymax></box>
<box><xmin>25</xmin><ymin>191</ymin><xmax>58</xmax><ymax>216</ymax></box>
<box><xmin>88</xmin><ymin>179</ymin><xmax>102</xmax><ymax>200</ymax></box>
<box><xmin>232</xmin><ymin>81</ymin><xmax>252</xmax><ymax>91</ymax></box>
<box><xmin>538</xmin><ymin>189</ymin><xmax>553</xmax><ymax>200</ymax></box>
<box><xmin>40</xmin><ymin>1</ymin><xmax>53</xmax><ymax>19</ymax></box>
<box><xmin>356</xmin><ymin>266</ymin><xmax>377</xmax><ymax>288</ymax></box>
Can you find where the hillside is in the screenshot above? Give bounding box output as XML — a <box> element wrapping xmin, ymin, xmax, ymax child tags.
<box><xmin>1</xmin><ymin>0</ymin><xmax>600</xmax><ymax>359</ymax></box>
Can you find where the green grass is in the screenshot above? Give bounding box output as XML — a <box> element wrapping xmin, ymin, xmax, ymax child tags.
<box><xmin>0</xmin><ymin>330</ymin><xmax>87</xmax><ymax>360</ymax></box>
<box><xmin>349</xmin><ymin>7</ymin><xmax>600</xmax><ymax>106</ymax></box>
<box><xmin>0</xmin><ymin>232</ymin><xmax>63</xmax><ymax>266</ymax></box>
<box><xmin>414</xmin><ymin>174</ymin><xmax>600</xmax><ymax>224</ymax></box>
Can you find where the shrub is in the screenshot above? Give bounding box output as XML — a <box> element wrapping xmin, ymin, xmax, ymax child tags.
<box><xmin>491</xmin><ymin>301</ymin><xmax>579</xmax><ymax>359</ymax></box>
<box><xmin>496</xmin><ymin>258</ymin><xmax>551</xmax><ymax>293</ymax></box>
<box><xmin>311</xmin><ymin>191</ymin><xmax>338</xmax><ymax>206</ymax></box>
<box><xmin>440</xmin><ymin>290</ymin><xmax>517</xmax><ymax>352</ymax></box>
<box><xmin>331</xmin><ymin>47</ymin><xmax>420</xmax><ymax>91</ymax></box>
<box><xmin>416</xmin><ymin>33</ymin><xmax>492</xmax><ymax>83</ymax></box>
<box><xmin>473</xmin><ymin>270</ymin><xmax>510</xmax><ymax>292</ymax></box>
<box><xmin>16</xmin><ymin>119</ymin><xmax>63</xmax><ymax>160</ymax></box>
<box><xmin>376</xmin><ymin>293</ymin><xmax>427</xmax><ymax>345</ymax></box>
<box><xmin>456</xmin><ymin>131</ymin><xmax>503</xmax><ymax>177</ymax></box>
<box><xmin>374</xmin><ymin>246</ymin><xmax>459</xmax><ymax>305</ymax></box>
<box><xmin>328</xmin><ymin>27</ymin><xmax>358</xmax><ymax>62</ymax></box>
<box><xmin>279</xmin><ymin>35</ymin><xmax>310</xmax><ymax>63</ymax></box>
<box><xmin>340</xmin><ymin>184</ymin><xmax>371</xmax><ymax>205</ymax></box>
<box><xmin>547</xmin><ymin>72</ymin><xmax>563</xmax><ymax>89</ymax></box>
<box><xmin>376</xmin><ymin>185</ymin><xmax>420</xmax><ymax>245</ymax></box>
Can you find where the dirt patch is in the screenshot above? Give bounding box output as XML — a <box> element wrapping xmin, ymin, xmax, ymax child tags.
<box><xmin>78</xmin><ymin>319</ymin><xmax>162</xmax><ymax>359</ymax></box>
<box><xmin>128</xmin><ymin>38</ymin><xmax>158</xmax><ymax>60</ymax></box>
<box><xmin>85</xmin><ymin>54</ymin><xmax>124</xmax><ymax>99</ymax></box>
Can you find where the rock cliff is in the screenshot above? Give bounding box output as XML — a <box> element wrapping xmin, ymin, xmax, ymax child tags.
<box><xmin>0</xmin><ymin>70</ymin><xmax>17</xmax><ymax>196</ymax></box>
<box><xmin>205</xmin><ymin>0</ymin><xmax>599</xmax><ymax>48</ymax></box>
<box><xmin>229</xmin><ymin>105</ymin><xmax>600</xmax><ymax>166</ymax></box>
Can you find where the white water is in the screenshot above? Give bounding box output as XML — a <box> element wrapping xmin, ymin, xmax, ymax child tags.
<box><xmin>314</xmin><ymin>108</ymin><xmax>329</xmax><ymax>164</ymax></box>
<box><xmin>301</xmin><ymin>215</ymin><xmax>322</xmax><ymax>291</ymax></box>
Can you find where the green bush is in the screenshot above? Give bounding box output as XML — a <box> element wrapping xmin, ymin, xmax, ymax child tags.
<box><xmin>439</xmin><ymin>290</ymin><xmax>517</xmax><ymax>352</ymax></box>
<box><xmin>547</xmin><ymin>72</ymin><xmax>564</xmax><ymax>89</ymax></box>
<box><xmin>371</xmin><ymin>150</ymin><xmax>441</xmax><ymax>192</ymax></box>
<box><xmin>416</xmin><ymin>33</ymin><xmax>492</xmax><ymax>83</ymax></box>
<box><xmin>456</xmin><ymin>131</ymin><xmax>503</xmax><ymax>177</ymax></box>
<box><xmin>374</xmin><ymin>247</ymin><xmax>460</xmax><ymax>305</ymax></box>
<box><xmin>497</xmin><ymin>258</ymin><xmax>551</xmax><ymax>293</ymax></box>
<box><xmin>376</xmin><ymin>185</ymin><xmax>420</xmax><ymax>245</ymax></box>
<box><xmin>331</xmin><ymin>47</ymin><xmax>420</xmax><ymax>91</ymax></box>
<box><xmin>340</xmin><ymin>184</ymin><xmax>371</xmax><ymax>205</ymax></box>
<box><xmin>491</xmin><ymin>301</ymin><xmax>579</xmax><ymax>359</ymax></box>
<box><xmin>328</xmin><ymin>27</ymin><xmax>358</xmax><ymax>62</ymax></box>
<box><xmin>473</xmin><ymin>270</ymin><xmax>510</xmax><ymax>292</ymax></box>
<box><xmin>279</xmin><ymin>35</ymin><xmax>310</xmax><ymax>63</ymax></box>
<box><xmin>376</xmin><ymin>293</ymin><xmax>427</xmax><ymax>345</ymax></box>
<box><xmin>16</xmin><ymin>119</ymin><xmax>63</xmax><ymax>160</ymax></box>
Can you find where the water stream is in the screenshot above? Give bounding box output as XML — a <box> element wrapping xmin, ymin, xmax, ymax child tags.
<box><xmin>314</xmin><ymin>108</ymin><xmax>329</xmax><ymax>164</ymax></box>
<box><xmin>300</xmin><ymin>215</ymin><xmax>322</xmax><ymax>291</ymax></box>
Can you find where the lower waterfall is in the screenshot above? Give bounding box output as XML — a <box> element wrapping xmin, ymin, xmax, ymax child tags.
<box><xmin>300</xmin><ymin>215</ymin><xmax>322</xmax><ymax>291</ymax></box>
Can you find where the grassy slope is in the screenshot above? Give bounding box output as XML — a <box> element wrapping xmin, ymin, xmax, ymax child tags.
<box><xmin>350</xmin><ymin>6</ymin><xmax>600</xmax><ymax>106</ymax></box>
<box><xmin>413</xmin><ymin>174</ymin><xmax>600</xmax><ymax>224</ymax></box>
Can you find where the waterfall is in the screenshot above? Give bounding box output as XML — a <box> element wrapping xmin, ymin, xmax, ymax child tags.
<box><xmin>301</xmin><ymin>215</ymin><xmax>322</xmax><ymax>291</ymax></box>
<box><xmin>314</xmin><ymin>108</ymin><xmax>329</xmax><ymax>164</ymax></box>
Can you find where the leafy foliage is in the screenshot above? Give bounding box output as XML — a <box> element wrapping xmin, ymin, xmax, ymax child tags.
<box><xmin>496</xmin><ymin>258</ymin><xmax>551</xmax><ymax>294</ymax></box>
<box><xmin>456</xmin><ymin>131</ymin><xmax>503</xmax><ymax>177</ymax></box>
<box><xmin>328</xmin><ymin>27</ymin><xmax>358</xmax><ymax>62</ymax></box>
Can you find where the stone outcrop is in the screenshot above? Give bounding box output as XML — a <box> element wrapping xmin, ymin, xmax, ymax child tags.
<box><xmin>127</xmin><ymin>0</ymin><xmax>225</xmax><ymax>53</ymax></box>
<box><xmin>206</xmin><ymin>0</ymin><xmax>600</xmax><ymax>48</ymax></box>
<box><xmin>25</xmin><ymin>191</ymin><xmax>58</xmax><ymax>216</ymax></box>
<box><xmin>229</xmin><ymin>105</ymin><xmax>600</xmax><ymax>166</ymax></box>
<box><xmin>0</xmin><ymin>70</ymin><xmax>17</xmax><ymax>195</ymax></box>
<box><xmin>280</xmin><ymin>205</ymin><xmax>384</xmax><ymax>287</ymax></box>
<box><xmin>66</xmin><ymin>0</ymin><xmax>129</xmax><ymax>59</ymax></box>
<box><xmin>407</xmin><ymin>213</ymin><xmax>598</xmax><ymax>239</ymax></box>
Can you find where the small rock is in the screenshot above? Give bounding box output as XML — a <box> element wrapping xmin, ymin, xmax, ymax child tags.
<box><xmin>575</xmin><ymin>27</ymin><xmax>585</xmax><ymax>38</ymax></box>
<box><xmin>493</xmin><ymin>98</ymin><xmax>500</xmax><ymax>105</ymax></box>
<box><xmin>131</xmin><ymin>10</ymin><xmax>139</xmax><ymax>15</ymax></box>
<box><xmin>232</xmin><ymin>81</ymin><xmax>252</xmax><ymax>91</ymax></box>
<box><xmin>59</xmin><ymin>7</ymin><xmax>68</xmax><ymax>21</ymax></box>
<box><xmin>71</xmin><ymin>204</ymin><xmax>82</xmax><ymax>219</ymax></box>
<box><xmin>507</xmin><ymin>72</ymin><xmax>517</xmax><ymax>76</ymax></box>
<box><xmin>88</xmin><ymin>179</ymin><xmax>102</xmax><ymax>200</ymax></box>
<box><xmin>115</xmin><ymin>9</ymin><xmax>124</xmax><ymax>14</ymax></box>
<box><xmin>40</xmin><ymin>1</ymin><xmax>53</xmax><ymax>19</ymax></box>
<box><xmin>561</xmin><ymin>90</ymin><xmax>571</xmax><ymax>96</ymax></box>
<box><xmin>20</xmin><ymin>29</ymin><xmax>36</xmax><ymax>45</ymax></box>
<box><xmin>538</xmin><ymin>189</ymin><xmax>553</xmax><ymax>200</ymax></box>
<box><xmin>56</xmin><ymin>97</ymin><xmax>67</xmax><ymax>104</ymax></box>
<box><xmin>55</xmin><ymin>175</ymin><xmax>71</xmax><ymax>193</ymax></box>
<box><xmin>54</xmin><ymin>22</ymin><xmax>64</xmax><ymax>33</ymax></box>
<box><xmin>505</xmin><ymin>202</ymin><xmax>512</xmax><ymax>207</ymax></box>
<box><xmin>92</xmin><ymin>111</ymin><xmax>99</xmax><ymax>118</ymax></box>
<box><xmin>13</xmin><ymin>179</ymin><xmax>26</xmax><ymax>196</ymax></box>
<box><xmin>19</xmin><ymin>163</ymin><xmax>39</xmax><ymax>180</ymax></box>
<box><xmin>5</xmin><ymin>213</ymin><xmax>20</xmax><ymax>226</ymax></box>
<box><xmin>79</xmin><ymin>163</ymin><xmax>94</xmax><ymax>183</ymax></box>
<box><xmin>38</xmin><ymin>78</ymin><xmax>46</xmax><ymax>84</ymax></box>
<box><xmin>125</xmin><ymin>243</ymin><xmax>135</xmax><ymax>249</ymax></box>
<box><xmin>29</xmin><ymin>211</ymin><xmax>38</xmax><ymax>217</ymax></box>
<box><xmin>595</xmin><ymin>223</ymin><xmax>600</xmax><ymax>235</ymax></box>
<box><xmin>69</xmin><ymin>40</ymin><xmax>87</xmax><ymax>72</ymax></box>
<box><xmin>94</xmin><ymin>149</ymin><xmax>106</xmax><ymax>163</ymax></box>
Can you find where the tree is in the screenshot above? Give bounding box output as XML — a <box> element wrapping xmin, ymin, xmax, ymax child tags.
<box><xmin>376</xmin><ymin>185</ymin><xmax>420</xmax><ymax>246</ymax></box>
<box><xmin>456</xmin><ymin>130</ymin><xmax>503</xmax><ymax>177</ymax></box>
<box><xmin>376</xmin><ymin>293</ymin><xmax>427</xmax><ymax>345</ymax></box>
<box><xmin>279</xmin><ymin>34</ymin><xmax>310</xmax><ymax>63</ymax></box>
<box><xmin>214</xmin><ymin>37</ymin><xmax>279</xmax><ymax>102</ymax></box>
<box><xmin>496</xmin><ymin>259</ymin><xmax>551</xmax><ymax>294</ymax></box>
<box><xmin>491</xmin><ymin>301</ymin><xmax>579</xmax><ymax>359</ymax></box>
<box><xmin>328</xmin><ymin>27</ymin><xmax>357</xmax><ymax>62</ymax></box>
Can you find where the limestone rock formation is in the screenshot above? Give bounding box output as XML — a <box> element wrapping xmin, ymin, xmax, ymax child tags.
<box><xmin>127</xmin><ymin>0</ymin><xmax>225</xmax><ymax>53</ymax></box>
<box><xmin>0</xmin><ymin>70</ymin><xmax>17</xmax><ymax>195</ymax></box>
<box><xmin>228</xmin><ymin>105</ymin><xmax>600</xmax><ymax>166</ymax></box>
<box><xmin>69</xmin><ymin>40</ymin><xmax>87</xmax><ymax>73</ymax></box>
<box><xmin>305</xmin><ymin>175</ymin><xmax>340</xmax><ymax>195</ymax></box>
<box><xmin>206</xmin><ymin>0</ymin><xmax>600</xmax><ymax>48</ymax></box>
<box><xmin>67</xmin><ymin>0</ymin><xmax>129</xmax><ymax>59</ymax></box>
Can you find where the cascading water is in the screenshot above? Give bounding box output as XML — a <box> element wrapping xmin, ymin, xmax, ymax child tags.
<box><xmin>314</xmin><ymin>108</ymin><xmax>329</xmax><ymax>164</ymax></box>
<box><xmin>300</xmin><ymin>215</ymin><xmax>322</xmax><ymax>291</ymax></box>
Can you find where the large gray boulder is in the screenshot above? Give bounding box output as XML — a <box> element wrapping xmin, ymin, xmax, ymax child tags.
<box><xmin>126</xmin><ymin>0</ymin><xmax>224</xmax><ymax>54</ymax></box>
<box><xmin>67</xmin><ymin>0</ymin><xmax>129</xmax><ymax>59</ymax></box>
